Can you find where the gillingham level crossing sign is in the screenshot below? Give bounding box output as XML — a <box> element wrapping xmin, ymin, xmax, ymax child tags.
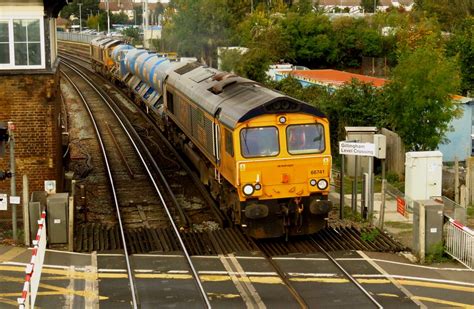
<box><xmin>339</xmin><ymin>141</ymin><xmax>375</xmax><ymax>156</ymax></box>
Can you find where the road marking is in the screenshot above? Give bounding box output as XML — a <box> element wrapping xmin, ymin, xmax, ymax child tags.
<box><xmin>0</xmin><ymin>247</ymin><xmax>26</xmax><ymax>263</ymax></box>
<box><xmin>0</xmin><ymin>275</ymin><xmax>108</xmax><ymax>300</ymax></box>
<box><xmin>372</xmin><ymin>258</ymin><xmax>474</xmax><ymax>272</ymax></box>
<box><xmin>413</xmin><ymin>296</ymin><xmax>474</xmax><ymax>308</ymax></box>
<box><xmin>398</xmin><ymin>280</ymin><xmax>474</xmax><ymax>293</ymax></box>
<box><xmin>290</xmin><ymin>277</ymin><xmax>348</xmax><ymax>283</ymax></box>
<box><xmin>376</xmin><ymin>293</ymin><xmax>399</xmax><ymax>298</ymax></box>
<box><xmin>85</xmin><ymin>251</ymin><xmax>99</xmax><ymax>309</ymax></box>
<box><xmin>219</xmin><ymin>254</ymin><xmax>266</xmax><ymax>309</ymax></box>
<box><xmin>0</xmin><ymin>296</ymin><xmax>19</xmax><ymax>306</ymax></box>
<box><xmin>65</xmin><ymin>266</ymin><xmax>76</xmax><ymax>308</ymax></box>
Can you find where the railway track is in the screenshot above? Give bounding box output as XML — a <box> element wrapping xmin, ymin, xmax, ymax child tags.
<box><xmin>60</xmin><ymin>60</ymin><xmax>211</xmax><ymax>307</ymax></box>
<box><xmin>59</xmin><ymin>43</ymin><xmax>410</xmax><ymax>308</ymax></box>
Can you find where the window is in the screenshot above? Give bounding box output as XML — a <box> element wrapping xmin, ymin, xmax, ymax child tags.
<box><xmin>240</xmin><ymin>127</ymin><xmax>279</xmax><ymax>158</ymax></box>
<box><xmin>167</xmin><ymin>91</ymin><xmax>174</xmax><ymax>114</ymax></box>
<box><xmin>0</xmin><ymin>21</ymin><xmax>9</xmax><ymax>64</ymax></box>
<box><xmin>225</xmin><ymin>129</ymin><xmax>234</xmax><ymax>157</ymax></box>
<box><xmin>287</xmin><ymin>124</ymin><xmax>325</xmax><ymax>155</ymax></box>
<box><xmin>0</xmin><ymin>17</ymin><xmax>44</xmax><ymax>69</ymax></box>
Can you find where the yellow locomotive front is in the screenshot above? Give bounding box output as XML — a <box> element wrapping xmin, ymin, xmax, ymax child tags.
<box><xmin>232</xmin><ymin>113</ymin><xmax>332</xmax><ymax>238</ymax></box>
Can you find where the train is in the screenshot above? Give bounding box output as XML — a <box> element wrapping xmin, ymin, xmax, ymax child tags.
<box><xmin>89</xmin><ymin>37</ymin><xmax>333</xmax><ymax>239</ymax></box>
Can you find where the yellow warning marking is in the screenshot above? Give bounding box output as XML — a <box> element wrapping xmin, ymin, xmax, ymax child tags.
<box><xmin>0</xmin><ymin>265</ymin><xmax>96</xmax><ymax>280</ymax></box>
<box><xmin>248</xmin><ymin>276</ymin><xmax>283</xmax><ymax>285</ymax></box>
<box><xmin>0</xmin><ymin>296</ymin><xmax>20</xmax><ymax>306</ymax></box>
<box><xmin>0</xmin><ymin>247</ymin><xmax>26</xmax><ymax>263</ymax></box>
<box><xmin>207</xmin><ymin>292</ymin><xmax>241</xmax><ymax>299</ymax></box>
<box><xmin>358</xmin><ymin>278</ymin><xmax>391</xmax><ymax>284</ymax></box>
<box><xmin>397</xmin><ymin>280</ymin><xmax>474</xmax><ymax>293</ymax></box>
<box><xmin>290</xmin><ymin>278</ymin><xmax>348</xmax><ymax>283</ymax></box>
<box><xmin>0</xmin><ymin>275</ymin><xmax>108</xmax><ymax>301</ymax></box>
<box><xmin>413</xmin><ymin>296</ymin><xmax>474</xmax><ymax>308</ymax></box>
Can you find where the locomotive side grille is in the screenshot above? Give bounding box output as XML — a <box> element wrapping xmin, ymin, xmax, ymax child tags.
<box><xmin>204</xmin><ymin>116</ymin><xmax>214</xmax><ymax>157</ymax></box>
<box><xmin>174</xmin><ymin>61</ymin><xmax>201</xmax><ymax>75</ymax></box>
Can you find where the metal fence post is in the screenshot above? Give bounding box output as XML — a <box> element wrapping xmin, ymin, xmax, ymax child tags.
<box><xmin>8</xmin><ymin>122</ymin><xmax>17</xmax><ymax>241</ymax></box>
<box><xmin>22</xmin><ymin>175</ymin><xmax>30</xmax><ymax>246</ymax></box>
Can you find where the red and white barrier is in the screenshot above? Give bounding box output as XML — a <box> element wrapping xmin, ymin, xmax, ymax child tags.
<box><xmin>18</xmin><ymin>211</ymin><xmax>47</xmax><ymax>309</ymax></box>
<box><xmin>445</xmin><ymin>217</ymin><xmax>474</xmax><ymax>269</ymax></box>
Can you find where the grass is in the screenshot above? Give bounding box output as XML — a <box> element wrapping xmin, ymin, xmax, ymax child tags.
<box><xmin>384</xmin><ymin>221</ymin><xmax>412</xmax><ymax>229</ymax></box>
<box><xmin>361</xmin><ymin>229</ymin><xmax>380</xmax><ymax>242</ymax></box>
<box><xmin>467</xmin><ymin>205</ymin><xmax>474</xmax><ymax>219</ymax></box>
<box><xmin>425</xmin><ymin>242</ymin><xmax>452</xmax><ymax>264</ymax></box>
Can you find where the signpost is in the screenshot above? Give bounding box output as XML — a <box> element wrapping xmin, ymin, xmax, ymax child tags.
<box><xmin>339</xmin><ymin>141</ymin><xmax>376</xmax><ymax>220</ymax></box>
<box><xmin>339</xmin><ymin>141</ymin><xmax>375</xmax><ymax>156</ymax></box>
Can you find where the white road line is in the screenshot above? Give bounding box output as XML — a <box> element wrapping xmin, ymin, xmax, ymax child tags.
<box><xmin>85</xmin><ymin>251</ymin><xmax>99</xmax><ymax>309</ymax></box>
<box><xmin>65</xmin><ymin>265</ymin><xmax>76</xmax><ymax>308</ymax></box>
<box><xmin>219</xmin><ymin>254</ymin><xmax>266</xmax><ymax>309</ymax></box>
<box><xmin>357</xmin><ymin>250</ymin><xmax>427</xmax><ymax>308</ymax></box>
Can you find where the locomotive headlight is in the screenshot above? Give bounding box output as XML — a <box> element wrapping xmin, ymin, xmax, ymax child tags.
<box><xmin>278</xmin><ymin>116</ymin><xmax>287</xmax><ymax>124</ymax></box>
<box><xmin>243</xmin><ymin>184</ymin><xmax>255</xmax><ymax>196</ymax></box>
<box><xmin>254</xmin><ymin>183</ymin><xmax>262</xmax><ymax>191</ymax></box>
<box><xmin>309</xmin><ymin>179</ymin><xmax>317</xmax><ymax>186</ymax></box>
<box><xmin>317</xmin><ymin>179</ymin><xmax>328</xmax><ymax>190</ymax></box>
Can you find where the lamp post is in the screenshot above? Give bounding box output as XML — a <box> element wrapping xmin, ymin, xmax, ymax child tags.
<box><xmin>78</xmin><ymin>3</ymin><xmax>82</xmax><ymax>32</ymax></box>
<box><xmin>373</xmin><ymin>0</ymin><xmax>376</xmax><ymax>13</ymax></box>
<box><xmin>106</xmin><ymin>0</ymin><xmax>110</xmax><ymax>35</ymax></box>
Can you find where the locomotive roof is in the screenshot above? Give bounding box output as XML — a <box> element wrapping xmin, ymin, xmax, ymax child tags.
<box><xmin>166</xmin><ymin>63</ymin><xmax>327</xmax><ymax>129</ymax></box>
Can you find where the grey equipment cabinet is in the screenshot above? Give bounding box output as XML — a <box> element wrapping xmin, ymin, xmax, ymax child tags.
<box><xmin>46</xmin><ymin>193</ymin><xmax>69</xmax><ymax>244</ymax></box>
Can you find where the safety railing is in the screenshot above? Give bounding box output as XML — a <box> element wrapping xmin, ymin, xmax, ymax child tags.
<box><xmin>18</xmin><ymin>211</ymin><xmax>47</xmax><ymax>309</ymax></box>
<box><xmin>444</xmin><ymin>218</ymin><xmax>474</xmax><ymax>269</ymax></box>
<box><xmin>58</xmin><ymin>32</ymin><xmax>100</xmax><ymax>44</ymax></box>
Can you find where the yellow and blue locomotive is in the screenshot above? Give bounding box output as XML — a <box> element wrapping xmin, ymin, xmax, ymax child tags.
<box><xmin>91</xmin><ymin>39</ymin><xmax>333</xmax><ymax>238</ymax></box>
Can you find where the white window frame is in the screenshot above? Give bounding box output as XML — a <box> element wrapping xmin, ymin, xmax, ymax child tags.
<box><xmin>0</xmin><ymin>14</ymin><xmax>45</xmax><ymax>70</ymax></box>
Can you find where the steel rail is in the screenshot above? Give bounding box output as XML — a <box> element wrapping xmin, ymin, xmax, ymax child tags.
<box><xmin>310</xmin><ymin>238</ymin><xmax>383</xmax><ymax>309</ymax></box>
<box><xmin>61</xmin><ymin>69</ymin><xmax>139</xmax><ymax>309</ymax></box>
<box><xmin>61</xmin><ymin>60</ymin><xmax>211</xmax><ymax>308</ymax></box>
<box><xmin>251</xmin><ymin>240</ymin><xmax>308</xmax><ymax>308</ymax></box>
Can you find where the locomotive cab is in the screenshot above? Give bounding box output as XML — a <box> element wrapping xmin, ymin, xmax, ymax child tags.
<box><xmin>231</xmin><ymin>113</ymin><xmax>332</xmax><ymax>238</ymax></box>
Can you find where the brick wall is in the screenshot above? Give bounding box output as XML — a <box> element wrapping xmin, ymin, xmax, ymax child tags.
<box><xmin>0</xmin><ymin>71</ymin><xmax>63</xmax><ymax>221</ymax></box>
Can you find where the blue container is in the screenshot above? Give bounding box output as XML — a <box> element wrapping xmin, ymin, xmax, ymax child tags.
<box><xmin>124</xmin><ymin>49</ymin><xmax>147</xmax><ymax>75</ymax></box>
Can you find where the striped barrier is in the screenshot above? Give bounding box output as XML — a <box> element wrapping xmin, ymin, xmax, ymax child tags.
<box><xmin>18</xmin><ymin>211</ymin><xmax>47</xmax><ymax>309</ymax></box>
<box><xmin>445</xmin><ymin>217</ymin><xmax>474</xmax><ymax>269</ymax></box>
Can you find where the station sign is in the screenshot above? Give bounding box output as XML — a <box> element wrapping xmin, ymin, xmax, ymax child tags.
<box><xmin>339</xmin><ymin>141</ymin><xmax>375</xmax><ymax>156</ymax></box>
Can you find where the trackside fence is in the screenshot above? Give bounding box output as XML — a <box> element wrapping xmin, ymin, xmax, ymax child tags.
<box><xmin>58</xmin><ymin>32</ymin><xmax>100</xmax><ymax>44</ymax></box>
<box><xmin>444</xmin><ymin>218</ymin><xmax>474</xmax><ymax>269</ymax></box>
<box><xmin>18</xmin><ymin>211</ymin><xmax>47</xmax><ymax>309</ymax></box>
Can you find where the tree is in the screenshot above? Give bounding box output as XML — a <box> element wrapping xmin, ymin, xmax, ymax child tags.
<box><xmin>383</xmin><ymin>44</ymin><xmax>461</xmax><ymax>151</ymax></box>
<box><xmin>60</xmin><ymin>0</ymin><xmax>99</xmax><ymax>20</ymax></box>
<box><xmin>280</xmin><ymin>12</ymin><xmax>334</xmax><ymax>67</ymax></box>
<box><xmin>414</xmin><ymin>0</ymin><xmax>473</xmax><ymax>31</ymax></box>
<box><xmin>446</xmin><ymin>17</ymin><xmax>474</xmax><ymax>96</ymax></box>
<box><xmin>163</xmin><ymin>0</ymin><xmax>236</xmax><ymax>66</ymax></box>
<box><xmin>360</xmin><ymin>0</ymin><xmax>380</xmax><ymax>13</ymax></box>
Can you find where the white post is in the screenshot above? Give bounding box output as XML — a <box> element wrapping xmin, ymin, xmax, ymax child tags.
<box><xmin>106</xmin><ymin>0</ymin><xmax>110</xmax><ymax>35</ymax></box>
<box><xmin>78</xmin><ymin>3</ymin><xmax>82</xmax><ymax>33</ymax></box>
<box><xmin>455</xmin><ymin>157</ymin><xmax>459</xmax><ymax>203</ymax></box>
<box><xmin>22</xmin><ymin>175</ymin><xmax>29</xmax><ymax>246</ymax></box>
<box><xmin>419</xmin><ymin>202</ymin><xmax>426</xmax><ymax>263</ymax></box>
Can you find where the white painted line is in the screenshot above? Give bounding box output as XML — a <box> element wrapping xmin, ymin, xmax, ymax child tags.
<box><xmin>372</xmin><ymin>259</ymin><xmax>474</xmax><ymax>272</ymax></box>
<box><xmin>357</xmin><ymin>250</ymin><xmax>427</xmax><ymax>308</ymax></box>
<box><xmin>65</xmin><ymin>265</ymin><xmax>76</xmax><ymax>308</ymax></box>
<box><xmin>85</xmin><ymin>251</ymin><xmax>99</xmax><ymax>309</ymax></box>
<box><xmin>2</xmin><ymin>261</ymin><xmax>86</xmax><ymax>272</ymax></box>
<box><xmin>44</xmin><ymin>249</ymin><xmax>92</xmax><ymax>256</ymax></box>
<box><xmin>219</xmin><ymin>254</ymin><xmax>266</xmax><ymax>309</ymax></box>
